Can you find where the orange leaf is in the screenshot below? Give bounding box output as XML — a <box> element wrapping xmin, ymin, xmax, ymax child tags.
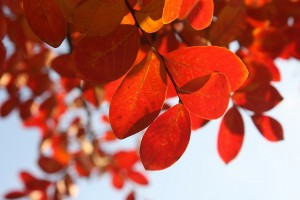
<box><xmin>178</xmin><ymin>73</ymin><xmax>231</xmax><ymax>119</ymax></box>
<box><xmin>232</xmin><ymin>83</ymin><xmax>283</xmax><ymax>113</ymax></box>
<box><xmin>140</xmin><ymin>104</ymin><xmax>191</xmax><ymax>170</ymax></box>
<box><xmin>252</xmin><ymin>114</ymin><xmax>284</xmax><ymax>142</ymax></box>
<box><xmin>135</xmin><ymin>0</ymin><xmax>164</xmax><ymax>33</ymax></box>
<box><xmin>23</xmin><ymin>0</ymin><xmax>67</xmax><ymax>47</ymax></box>
<box><xmin>179</xmin><ymin>0</ymin><xmax>198</xmax><ymax>19</ymax></box>
<box><xmin>109</xmin><ymin>50</ymin><xmax>167</xmax><ymax>139</ymax></box>
<box><xmin>73</xmin><ymin>25</ymin><xmax>140</xmax><ymax>84</ymax></box>
<box><xmin>162</xmin><ymin>0</ymin><xmax>183</xmax><ymax>24</ymax></box>
<box><xmin>165</xmin><ymin>46</ymin><xmax>248</xmax><ymax>92</ymax></box>
<box><xmin>72</xmin><ymin>0</ymin><xmax>126</xmax><ymax>36</ymax></box>
<box><xmin>186</xmin><ymin>0</ymin><xmax>214</xmax><ymax>30</ymax></box>
<box><xmin>218</xmin><ymin>106</ymin><xmax>244</xmax><ymax>164</ymax></box>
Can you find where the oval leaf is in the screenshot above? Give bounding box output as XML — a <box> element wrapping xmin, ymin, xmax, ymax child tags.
<box><xmin>187</xmin><ymin>0</ymin><xmax>214</xmax><ymax>30</ymax></box>
<box><xmin>218</xmin><ymin>106</ymin><xmax>244</xmax><ymax>164</ymax></box>
<box><xmin>73</xmin><ymin>25</ymin><xmax>140</xmax><ymax>84</ymax></box>
<box><xmin>165</xmin><ymin>46</ymin><xmax>248</xmax><ymax>91</ymax></box>
<box><xmin>73</xmin><ymin>0</ymin><xmax>126</xmax><ymax>36</ymax></box>
<box><xmin>38</xmin><ymin>155</ymin><xmax>64</xmax><ymax>174</ymax></box>
<box><xmin>140</xmin><ymin>104</ymin><xmax>191</xmax><ymax>170</ymax></box>
<box><xmin>23</xmin><ymin>0</ymin><xmax>67</xmax><ymax>47</ymax></box>
<box><xmin>110</xmin><ymin>50</ymin><xmax>167</xmax><ymax>139</ymax></box>
<box><xmin>232</xmin><ymin>83</ymin><xmax>283</xmax><ymax>113</ymax></box>
<box><xmin>178</xmin><ymin>73</ymin><xmax>231</xmax><ymax>119</ymax></box>
<box><xmin>252</xmin><ymin>114</ymin><xmax>284</xmax><ymax>142</ymax></box>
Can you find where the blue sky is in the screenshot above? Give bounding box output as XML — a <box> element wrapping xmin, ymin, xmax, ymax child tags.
<box><xmin>1</xmin><ymin>58</ymin><xmax>300</xmax><ymax>200</ymax></box>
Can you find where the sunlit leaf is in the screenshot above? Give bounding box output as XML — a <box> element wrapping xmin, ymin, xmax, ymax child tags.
<box><xmin>252</xmin><ymin>114</ymin><xmax>284</xmax><ymax>142</ymax></box>
<box><xmin>73</xmin><ymin>25</ymin><xmax>140</xmax><ymax>84</ymax></box>
<box><xmin>162</xmin><ymin>0</ymin><xmax>183</xmax><ymax>24</ymax></box>
<box><xmin>178</xmin><ymin>73</ymin><xmax>231</xmax><ymax>119</ymax></box>
<box><xmin>23</xmin><ymin>0</ymin><xmax>67</xmax><ymax>47</ymax></box>
<box><xmin>140</xmin><ymin>104</ymin><xmax>191</xmax><ymax>170</ymax></box>
<box><xmin>73</xmin><ymin>0</ymin><xmax>126</xmax><ymax>36</ymax></box>
<box><xmin>165</xmin><ymin>46</ymin><xmax>248</xmax><ymax>92</ymax></box>
<box><xmin>135</xmin><ymin>0</ymin><xmax>164</xmax><ymax>33</ymax></box>
<box><xmin>179</xmin><ymin>0</ymin><xmax>198</xmax><ymax>19</ymax></box>
<box><xmin>218</xmin><ymin>106</ymin><xmax>244</xmax><ymax>164</ymax></box>
<box><xmin>110</xmin><ymin>50</ymin><xmax>167</xmax><ymax>139</ymax></box>
<box><xmin>186</xmin><ymin>0</ymin><xmax>214</xmax><ymax>30</ymax></box>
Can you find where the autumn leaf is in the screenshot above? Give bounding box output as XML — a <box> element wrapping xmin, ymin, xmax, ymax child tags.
<box><xmin>135</xmin><ymin>0</ymin><xmax>164</xmax><ymax>33</ymax></box>
<box><xmin>252</xmin><ymin>114</ymin><xmax>284</xmax><ymax>142</ymax></box>
<box><xmin>0</xmin><ymin>42</ymin><xmax>5</xmax><ymax>75</ymax></box>
<box><xmin>179</xmin><ymin>0</ymin><xmax>198</xmax><ymax>19</ymax></box>
<box><xmin>186</xmin><ymin>0</ymin><xmax>214</xmax><ymax>30</ymax></box>
<box><xmin>73</xmin><ymin>25</ymin><xmax>140</xmax><ymax>84</ymax></box>
<box><xmin>162</xmin><ymin>0</ymin><xmax>183</xmax><ymax>24</ymax></box>
<box><xmin>218</xmin><ymin>106</ymin><xmax>244</xmax><ymax>164</ymax></box>
<box><xmin>72</xmin><ymin>0</ymin><xmax>126</xmax><ymax>36</ymax></box>
<box><xmin>178</xmin><ymin>73</ymin><xmax>231</xmax><ymax>119</ymax></box>
<box><xmin>23</xmin><ymin>0</ymin><xmax>67</xmax><ymax>47</ymax></box>
<box><xmin>110</xmin><ymin>50</ymin><xmax>167</xmax><ymax>139</ymax></box>
<box><xmin>165</xmin><ymin>46</ymin><xmax>248</xmax><ymax>92</ymax></box>
<box><xmin>232</xmin><ymin>83</ymin><xmax>283</xmax><ymax>113</ymax></box>
<box><xmin>140</xmin><ymin>104</ymin><xmax>191</xmax><ymax>170</ymax></box>
<box><xmin>209</xmin><ymin>5</ymin><xmax>246</xmax><ymax>46</ymax></box>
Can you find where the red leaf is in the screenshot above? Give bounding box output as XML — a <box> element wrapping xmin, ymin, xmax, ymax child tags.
<box><xmin>190</xmin><ymin>112</ymin><xmax>209</xmax><ymax>130</ymax></box>
<box><xmin>165</xmin><ymin>46</ymin><xmax>248</xmax><ymax>92</ymax></box>
<box><xmin>20</xmin><ymin>171</ymin><xmax>51</xmax><ymax>191</ymax></box>
<box><xmin>179</xmin><ymin>0</ymin><xmax>198</xmax><ymax>19</ymax></box>
<box><xmin>127</xmin><ymin>170</ymin><xmax>148</xmax><ymax>185</ymax></box>
<box><xmin>252</xmin><ymin>114</ymin><xmax>284</xmax><ymax>142</ymax></box>
<box><xmin>0</xmin><ymin>96</ymin><xmax>18</xmax><ymax>117</ymax></box>
<box><xmin>4</xmin><ymin>191</ymin><xmax>27</xmax><ymax>199</ymax></box>
<box><xmin>112</xmin><ymin>171</ymin><xmax>124</xmax><ymax>189</ymax></box>
<box><xmin>23</xmin><ymin>0</ymin><xmax>67</xmax><ymax>47</ymax></box>
<box><xmin>50</xmin><ymin>54</ymin><xmax>77</xmax><ymax>78</ymax></box>
<box><xmin>0</xmin><ymin>42</ymin><xmax>6</xmax><ymax>76</ymax></box>
<box><xmin>187</xmin><ymin>0</ymin><xmax>214</xmax><ymax>30</ymax></box>
<box><xmin>114</xmin><ymin>151</ymin><xmax>139</xmax><ymax>169</ymax></box>
<box><xmin>0</xmin><ymin>12</ymin><xmax>7</xmax><ymax>40</ymax></box>
<box><xmin>178</xmin><ymin>72</ymin><xmax>231</xmax><ymax>119</ymax></box>
<box><xmin>38</xmin><ymin>155</ymin><xmax>64</xmax><ymax>174</ymax></box>
<box><xmin>218</xmin><ymin>107</ymin><xmax>244</xmax><ymax>164</ymax></box>
<box><xmin>126</xmin><ymin>191</ymin><xmax>135</xmax><ymax>200</ymax></box>
<box><xmin>232</xmin><ymin>83</ymin><xmax>283</xmax><ymax>113</ymax></box>
<box><xmin>140</xmin><ymin>104</ymin><xmax>191</xmax><ymax>170</ymax></box>
<box><xmin>109</xmin><ymin>50</ymin><xmax>167</xmax><ymax>139</ymax></box>
<box><xmin>73</xmin><ymin>25</ymin><xmax>140</xmax><ymax>84</ymax></box>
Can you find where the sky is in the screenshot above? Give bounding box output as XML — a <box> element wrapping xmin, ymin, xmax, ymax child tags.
<box><xmin>1</xmin><ymin>58</ymin><xmax>300</xmax><ymax>200</ymax></box>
